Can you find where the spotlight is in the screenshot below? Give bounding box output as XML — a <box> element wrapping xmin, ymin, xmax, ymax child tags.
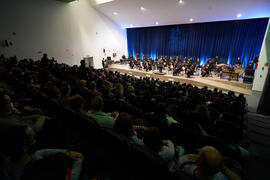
<box><xmin>179</xmin><ymin>0</ymin><xmax>184</xmax><ymax>4</ymax></box>
<box><xmin>189</xmin><ymin>18</ymin><xmax>193</xmax><ymax>22</ymax></box>
<box><xmin>113</xmin><ymin>12</ymin><xmax>118</xmax><ymax>15</ymax></box>
<box><xmin>156</xmin><ymin>21</ymin><xmax>159</xmax><ymax>25</ymax></box>
<box><xmin>140</xmin><ymin>7</ymin><xmax>146</xmax><ymax>11</ymax></box>
<box><xmin>237</xmin><ymin>13</ymin><xmax>242</xmax><ymax>18</ymax></box>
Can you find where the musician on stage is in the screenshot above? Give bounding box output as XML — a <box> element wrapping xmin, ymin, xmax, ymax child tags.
<box><xmin>183</xmin><ymin>57</ymin><xmax>187</xmax><ymax>65</ymax></box>
<box><xmin>129</xmin><ymin>59</ymin><xmax>134</xmax><ymax>69</ymax></box>
<box><xmin>201</xmin><ymin>58</ymin><xmax>216</xmax><ymax>77</ymax></box>
<box><xmin>208</xmin><ymin>59</ymin><xmax>215</xmax><ymax>72</ymax></box>
<box><xmin>158</xmin><ymin>58</ymin><xmax>164</xmax><ymax>73</ymax></box>
<box><xmin>195</xmin><ymin>58</ymin><xmax>200</xmax><ymax>72</ymax></box>
<box><xmin>236</xmin><ymin>57</ymin><xmax>241</xmax><ymax>65</ymax></box>
<box><xmin>186</xmin><ymin>64</ymin><xmax>196</xmax><ymax>78</ymax></box>
<box><xmin>214</xmin><ymin>56</ymin><xmax>219</xmax><ymax>64</ymax></box>
<box><xmin>143</xmin><ymin>57</ymin><xmax>148</xmax><ymax>71</ymax></box>
<box><xmin>175</xmin><ymin>56</ymin><xmax>180</xmax><ymax>66</ymax></box>
<box><xmin>169</xmin><ymin>62</ymin><xmax>174</xmax><ymax>71</ymax></box>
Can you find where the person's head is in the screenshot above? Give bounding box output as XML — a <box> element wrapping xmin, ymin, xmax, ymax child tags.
<box><xmin>103</xmin><ymin>87</ymin><xmax>111</xmax><ymax>97</ymax></box>
<box><xmin>213</xmin><ymin>97</ymin><xmax>222</xmax><ymax>106</ymax></box>
<box><xmin>115</xmin><ymin>83</ymin><xmax>124</xmax><ymax>93</ymax></box>
<box><xmin>90</xmin><ymin>96</ymin><xmax>103</xmax><ymax>111</ymax></box>
<box><xmin>69</xmin><ymin>94</ymin><xmax>85</xmax><ymax>110</ymax></box>
<box><xmin>230</xmin><ymin>101</ymin><xmax>241</xmax><ymax>113</ymax></box>
<box><xmin>0</xmin><ymin>94</ymin><xmax>12</xmax><ymax>113</ymax></box>
<box><xmin>114</xmin><ymin>112</ymin><xmax>134</xmax><ymax>138</ymax></box>
<box><xmin>42</xmin><ymin>54</ymin><xmax>47</xmax><ymax>58</ymax></box>
<box><xmin>197</xmin><ymin>146</ymin><xmax>222</xmax><ymax>178</ymax></box>
<box><xmin>1</xmin><ymin>125</ymin><xmax>36</xmax><ymax>159</ymax></box>
<box><xmin>79</xmin><ymin>80</ymin><xmax>86</xmax><ymax>88</ymax></box>
<box><xmin>195</xmin><ymin>104</ymin><xmax>209</xmax><ymax>119</ymax></box>
<box><xmin>89</xmin><ymin>81</ymin><xmax>96</xmax><ymax>91</ymax></box>
<box><xmin>143</xmin><ymin>132</ymin><xmax>163</xmax><ymax>153</ymax></box>
<box><xmin>80</xmin><ymin>60</ymin><xmax>85</xmax><ymax>67</ymax></box>
<box><xmin>45</xmin><ymin>82</ymin><xmax>61</xmax><ymax>99</ymax></box>
<box><xmin>127</xmin><ymin>85</ymin><xmax>135</xmax><ymax>94</ymax></box>
<box><xmin>114</xmin><ymin>88</ymin><xmax>124</xmax><ymax>99</ymax></box>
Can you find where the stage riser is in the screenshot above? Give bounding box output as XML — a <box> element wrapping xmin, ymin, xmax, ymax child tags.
<box><xmin>109</xmin><ymin>67</ymin><xmax>220</xmax><ymax>89</ymax></box>
<box><xmin>207</xmin><ymin>78</ymin><xmax>252</xmax><ymax>90</ymax></box>
<box><xmin>108</xmin><ymin>66</ymin><xmax>252</xmax><ymax>95</ymax></box>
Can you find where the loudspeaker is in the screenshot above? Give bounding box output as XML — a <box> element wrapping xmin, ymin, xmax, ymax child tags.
<box><xmin>254</xmin><ymin>56</ymin><xmax>259</xmax><ymax>63</ymax></box>
<box><xmin>245</xmin><ymin>69</ymin><xmax>255</xmax><ymax>76</ymax></box>
<box><xmin>5</xmin><ymin>40</ymin><xmax>9</xmax><ymax>47</ymax></box>
<box><xmin>243</xmin><ymin>76</ymin><xmax>254</xmax><ymax>83</ymax></box>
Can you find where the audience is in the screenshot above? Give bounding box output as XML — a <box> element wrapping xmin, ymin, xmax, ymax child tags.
<box><xmin>0</xmin><ymin>54</ymin><xmax>247</xmax><ymax>179</ymax></box>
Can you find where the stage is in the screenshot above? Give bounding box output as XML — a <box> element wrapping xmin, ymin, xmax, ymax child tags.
<box><xmin>108</xmin><ymin>64</ymin><xmax>253</xmax><ymax>95</ymax></box>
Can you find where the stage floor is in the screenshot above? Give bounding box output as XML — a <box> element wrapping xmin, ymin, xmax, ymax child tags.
<box><xmin>108</xmin><ymin>64</ymin><xmax>253</xmax><ymax>95</ymax></box>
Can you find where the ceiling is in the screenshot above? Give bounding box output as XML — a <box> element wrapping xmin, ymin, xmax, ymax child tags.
<box><xmin>89</xmin><ymin>0</ymin><xmax>270</xmax><ymax>28</ymax></box>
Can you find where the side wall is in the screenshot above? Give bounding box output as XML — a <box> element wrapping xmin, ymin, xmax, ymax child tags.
<box><xmin>0</xmin><ymin>0</ymin><xmax>127</xmax><ymax>68</ymax></box>
<box><xmin>253</xmin><ymin>19</ymin><xmax>270</xmax><ymax>92</ymax></box>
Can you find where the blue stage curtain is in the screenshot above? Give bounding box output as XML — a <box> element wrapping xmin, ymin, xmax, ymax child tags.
<box><xmin>127</xmin><ymin>18</ymin><xmax>269</xmax><ymax>67</ymax></box>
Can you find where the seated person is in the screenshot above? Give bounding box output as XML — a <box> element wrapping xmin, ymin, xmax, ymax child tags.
<box><xmin>0</xmin><ymin>125</ymin><xmax>84</xmax><ymax>180</ymax></box>
<box><xmin>88</xmin><ymin>81</ymin><xmax>102</xmax><ymax>96</ymax></box>
<box><xmin>178</xmin><ymin>146</ymin><xmax>241</xmax><ymax>180</ymax></box>
<box><xmin>68</xmin><ymin>94</ymin><xmax>86</xmax><ymax>112</ymax></box>
<box><xmin>143</xmin><ymin>132</ymin><xmax>185</xmax><ymax>172</ymax></box>
<box><xmin>0</xmin><ymin>94</ymin><xmax>47</xmax><ymax>133</ymax></box>
<box><xmin>86</xmin><ymin>96</ymin><xmax>115</xmax><ymax>128</ymax></box>
<box><xmin>113</xmin><ymin>112</ymin><xmax>143</xmax><ymax>144</ymax></box>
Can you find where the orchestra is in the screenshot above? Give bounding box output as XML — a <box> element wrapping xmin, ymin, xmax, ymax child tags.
<box><xmin>127</xmin><ymin>55</ymin><xmax>248</xmax><ymax>79</ymax></box>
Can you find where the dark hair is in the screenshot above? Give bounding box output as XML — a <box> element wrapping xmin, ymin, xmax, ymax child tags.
<box><xmin>69</xmin><ymin>94</ymin><xmax>85</xmax><ymax>109</ymax></box>
<box><xmin>114</xmin><ymin>112</ymin><xmax>134</xmax><ymax>137</ymax></box>
<box><xmin>143</xmin><ymin>132</ymin><xmax>163</xmax><ymax>153</ymax></box>
<box><xmin>89</xmin><ymin>81</ymin><xmax>96</xmax><ymax>90</ymax></box>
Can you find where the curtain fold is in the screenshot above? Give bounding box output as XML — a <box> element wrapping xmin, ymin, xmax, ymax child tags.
<box><xmin>127</xmin><ymin>18</ymin><xmax>269</xmax><ymax>66</ymax></box>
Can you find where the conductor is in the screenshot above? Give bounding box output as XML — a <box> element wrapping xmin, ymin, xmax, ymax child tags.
<box><xmin>158</xmin><ymin>59</ymin><xmax>164</xmax><ymax>73</ymax></box>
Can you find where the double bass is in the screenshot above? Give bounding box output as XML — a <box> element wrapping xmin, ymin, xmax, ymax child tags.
<box><xmin>201</xmin><ymin>60</ymin><xmax>210</xmax><ymax>77</ymax></box>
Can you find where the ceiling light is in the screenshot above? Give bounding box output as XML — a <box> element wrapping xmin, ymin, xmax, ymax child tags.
<box><xmin>179</xmin><ymin>0</ymin><xmax>184</xmax><ymax>4</ymax></box>
<box><xmin>95</xmin><ymin>0</ymin><xmax>114</xmax><ymax>5</ymax></box>
<box><xmin>140</xmin><ymin>7</ymin><xmax>146</xmax><ymax>11</ymax></box>
<box><xmin>113</xmin><ymin>12</ymin><xmax>118</xmax><ymax>15</ymax></box>
<box><xmin>189</xmin><ymin>18</ymin><xmax>193</xmax><ymax>22</ymax></box>
<box><xmin>156</xmin><ymin>21</ymin><xmax>159</xmax><ymax>25</ymax></box>
<box><xmin>237</xmin><ymin>13</ymin><xmax>242</xmax><ymax>18</ymax></box>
